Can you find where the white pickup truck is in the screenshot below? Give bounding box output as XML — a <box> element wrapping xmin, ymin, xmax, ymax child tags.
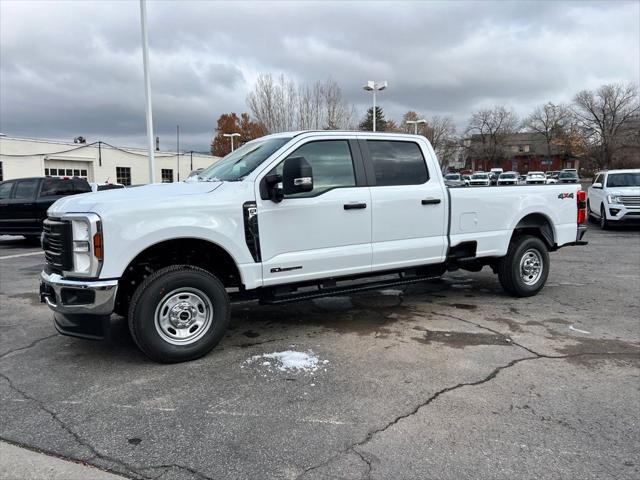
<box><xmin>40</xmin><ymin>131</ymin><xmax>588</xmax><ymax>363</ymax></box>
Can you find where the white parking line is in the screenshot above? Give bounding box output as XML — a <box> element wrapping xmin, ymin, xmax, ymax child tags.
<box><xmin>0</xmin><ymin>251</ymin><xmax>44</xmax><ymax>260</ymax></box>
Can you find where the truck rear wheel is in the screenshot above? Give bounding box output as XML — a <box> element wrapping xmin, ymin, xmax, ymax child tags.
<box><xmin>128</xmin><ymin>265</ymin><xmax>230</xmax><ymax>363</ymax></box>
<box><xmin>498</xmin><ymin>235</ymin><xmax>549</xmax><ymax>297</ymax></box>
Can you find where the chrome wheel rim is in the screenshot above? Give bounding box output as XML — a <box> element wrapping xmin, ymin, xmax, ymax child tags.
<box><xmin>519</xmin><ymin>249</ymin><xmax>543</xmax><ymax>285</ymax></box>
<box><xmin>154</xmin><ymin>288</ymin><xmax>213</xmax><ymax>345</ymax></box>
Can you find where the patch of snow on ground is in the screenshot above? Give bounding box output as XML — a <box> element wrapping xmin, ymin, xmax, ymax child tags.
<box><xmin>246</xmin><ymin>350</ymin><xmax>326</xmax><ymax>373</ymax></box>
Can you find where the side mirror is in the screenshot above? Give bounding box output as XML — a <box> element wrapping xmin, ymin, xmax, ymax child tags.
<box><xmin>592</xmin><ymin>182</ymin><xmax>602</xmax><ymax>189</ymax></box>
<box><xmin>282</xmin><ymin>156</ymin><xmax>313</xmax><ymax>195</ymax></box>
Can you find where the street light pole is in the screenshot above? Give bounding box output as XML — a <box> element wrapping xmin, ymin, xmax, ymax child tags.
<box><xmin>363</xmin><ymin>80</ymin><xmax>388</xmax><ymax>132</ymax></box>
<box><xmin>139</xmin><ymin>0</ymin><xmax>156</xmax><ymax>183</ymax></box>
<box><xmin>223</xmin><ymin>133</ymin><xmax>241</xmax><ymax>152</ymax></box>
<box><xmin>406</xmin><ymin>119</ymin><xmax>427</xmax><ymax>135</ymax></box>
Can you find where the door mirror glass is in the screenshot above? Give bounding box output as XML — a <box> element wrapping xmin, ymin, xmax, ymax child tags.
<box><xmin>592</xmin><ymin>182</ymin><xmax>603</xmax><ymax>189</ymax></box>
<box><xmin>282</xmin><ymin>156</ymin><xmax>313</xmax><ymax>195</ymax></box>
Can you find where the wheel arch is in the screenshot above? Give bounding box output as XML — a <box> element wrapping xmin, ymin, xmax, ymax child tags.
<box><xmin>511</xmin><ymin>212</ymin><xmax>556</xmax><ymax>250</ymax></box>
<box><xmin>114</xmin><ymin>237</ymin><xmax>242</xmax><ymax>316</ymax></box>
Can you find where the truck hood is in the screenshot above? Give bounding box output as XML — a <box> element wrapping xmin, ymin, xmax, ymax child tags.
<box><xmin>48</xmin><ymin>181</ymin><xmax>222</xmax><ymax>217</ymax></box>
<box><xmin>607</xmin><ymin>186</ymin><xmax>640</xmax><ymax>196</ymax></box>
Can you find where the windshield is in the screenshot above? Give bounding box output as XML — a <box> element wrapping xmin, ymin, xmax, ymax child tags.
<box><xmin>197</xmin><ymin>137</ymin><xmax>291</xmax><ymax>181</ymax></box>
<box><xmin>559</xmin><ymin>172</ymin><xmax>577</xmax><ymax>178</ymax></box>
<box><xmin>607</xmin><ymin>172</ymin><xmax>640</xmax><ymax>187</ymax></box>
<box><xmin>445</xmin><ymin>174</ymin><xmax>460</xmax><ymax>180</ymax></box>
<box><xmin>500</xmin><ymin>173</ymin><xmax>516</xmax><ymax>179</ymax></box>
<box><xmin>472</xmin><ymin>174</ymin><xmax>488</xmax><ymax>179</ymax></box>
<box><xmin>528</xmin><ymin>172</ymin><xmax>544</xmax><ymax>177</ymax></box>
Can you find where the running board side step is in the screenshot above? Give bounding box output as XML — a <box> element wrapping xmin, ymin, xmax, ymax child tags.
<box><xmin>259</xmin><ymin>272</ymin><xmax>441</xmax><ymax>305</ymax></box>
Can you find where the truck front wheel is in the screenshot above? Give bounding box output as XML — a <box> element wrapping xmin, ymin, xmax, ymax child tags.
<box><xmin>128</xmin><ymin>265</ymin><xmax>230</xmax><ymax>363</ymax></box>
<box><xmin>497</xmin><ymin>235</ymin><xmax>549</xmax><ymax>297</ymax></box>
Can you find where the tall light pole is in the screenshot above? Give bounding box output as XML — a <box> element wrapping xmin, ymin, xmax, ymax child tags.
<box><xmin>139</xmin><ymin>0</ymin><xmax>156</xmax><ymax>183</ymax></box>
<box><xmin>406</xmin><ymin>119</ymin><xmax>427</xmax><ymax>135</ymax></box>
<box><xmin>223</xmin><ymin>133</ymin><xmax>241</xmax><ymax>152</ymax></box>
<box><xmin>363</xmin><ymin>80</ymin><xmax>387</xmax><ymax>132</ymax></box>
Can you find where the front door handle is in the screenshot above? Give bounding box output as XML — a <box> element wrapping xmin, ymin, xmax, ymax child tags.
<box><xmin>421</xmin><ymin>198</ymin><xmax>441</xmax><ymax>205</ymax></box>
<box><xmin>344</xmin><ymin>202</ymin><xmax>367</xmax><ymax>210</ymax></box>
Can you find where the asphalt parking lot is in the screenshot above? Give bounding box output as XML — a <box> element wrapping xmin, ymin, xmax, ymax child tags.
<box><xmin>1</xmin><ymin>223</ymin><xmax>639</xmax><ymax>480</ymax></box>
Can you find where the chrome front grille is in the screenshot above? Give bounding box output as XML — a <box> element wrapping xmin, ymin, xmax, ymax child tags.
<box><xmin>42</xmin><ymin>218</ymin><xmax>72</xmax><ymax>273</ymax></box>
<box><xmin>621</xmin><ymin>196</ymin><xmax>640</xmax><ymax>207</ymax></box>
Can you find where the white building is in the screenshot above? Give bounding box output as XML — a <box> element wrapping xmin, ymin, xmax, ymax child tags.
<box><xmin>0</xmin><ymin>136</ymin><xmax>220</xmax><ymax>184</ymax></box>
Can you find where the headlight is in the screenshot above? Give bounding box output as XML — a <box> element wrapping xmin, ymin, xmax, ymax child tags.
<box><xmin>62</xmin><ymin>213</ymin><xmax>103</xmax><ymax>278</ymax></box>
<box><xmin>607</xmin><ymin>195</ymin><xmax>622</xmax><ymax>204</ymax></box>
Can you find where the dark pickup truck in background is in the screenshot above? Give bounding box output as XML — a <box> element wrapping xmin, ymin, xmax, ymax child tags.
<box><xmin>0</xmin><ymin>177</ymin><xmax>91</xmax><ymax>239</ymax></box>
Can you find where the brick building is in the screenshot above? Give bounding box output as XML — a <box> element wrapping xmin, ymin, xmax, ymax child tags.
<box><xmin>465</xmin><ymin>132</ymin><xmax>578</xmax><ymax>173</ymax></box>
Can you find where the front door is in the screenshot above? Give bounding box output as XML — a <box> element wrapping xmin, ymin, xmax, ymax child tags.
<box><xmin>256</xmin><ymin>138</ymin><xmax>372</xmax><ymax>286</ymax></box>
<box><xmin>360</xmin><ymin>138</ymin><xmax>448</xmax><ymax>271</ymax></box>
<box><xmin>4</xmin><ymin>178</ymin><xmax>41</xmax><ymax>234</ymax></box>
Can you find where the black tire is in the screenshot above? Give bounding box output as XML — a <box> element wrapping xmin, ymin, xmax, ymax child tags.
<box><xmin>599</xmin><ymin>205</ymin><xmax>609</xmax><ymax>230</ymax></box>
<box><xmin>497</xmin><ymin>235</ymin><xmax>549</xmax><ymax>297</ymax></box>
<box><xmin>128</xmin><ymin>265</ymin><xmax>230</xmax><ymax>363</ymax></box>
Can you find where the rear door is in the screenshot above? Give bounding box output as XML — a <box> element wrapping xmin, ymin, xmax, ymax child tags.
<box><xmin>360</xmin><ymin>138</ymin><xmax>448</xmax><ymax>271</ymax></box>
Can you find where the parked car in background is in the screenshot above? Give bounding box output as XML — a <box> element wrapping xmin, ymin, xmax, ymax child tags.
<box><xmin>497</xmin><ymin>172</ymin><xmax>518</xmax><ymax>185</ymax></box>
<box><xmin>563</xmin><ymin>168</ymin><xmax>578</xmax><ymax>175</ymax></box>
<box><xmin>469</xmin><ymin>172</ymin><xmax>491</xmax><ymax>186</ymax></box>
<box><xmin>518</xmin><ymin>174</ymin><xmax>527</xmax><ymax>184</ymax></box>
<box><xmin>461</xmin><ymin>174</ymin><xmax>471</xmax><ymax>186</ymax></box>
<box><xmin>526</xmin><ymin>172</ymin><xmax>546</xmax><ymax>184</ymax></box>
<box><xmin>587</xmin><ymin>169</ymin><xmax>640</xmax><ymax>229</ymax></box>
<box><xmin>558</xmin><ymin>171</ymin><xmax>579</xmax><ymax>184</ymax></box>
<box><xmin>90</xmin><ymin>182</ymin><xmax>125</xmax><ymax>192</ymax></box>
<box><xmin>546</xmin><ymin>173</ymin><xmax>559</xmax><ymax>184</ymax></box>
<box><xmin>0</xmin><ymin>176</ymin><xmax>91</xmax><ymax>239</ymax></box>
<box><xmin>444</xmin><ymin>173</ymin><xmax>466</xmax><ymax>187</ymax></box>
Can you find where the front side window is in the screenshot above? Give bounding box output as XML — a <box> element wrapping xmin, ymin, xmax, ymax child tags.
<box><xmin>275</xmin><ymin>140</ymin><xmax>356</xmax><ymax>198</ymax></box>
<box><xmin>367</xmin><ymin>141</ymin><xmax>429</xmax><ymax>186</ymax></box>
<box><xmin>161</xmin><ymin>169</ymin><xmax>174</xmax><ymax>183</ymax></box>
<box><xmin>14</xmin><ymin>179</ymin><xmax>39</xmax><ymax>200</ymax></box>
<box><xmin>116</xmin><ymin>167</ymin><xmax>131</xmax><ymax>186</ymax></box>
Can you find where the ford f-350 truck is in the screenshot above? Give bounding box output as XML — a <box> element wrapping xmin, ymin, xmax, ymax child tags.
<box><xmin>40</xmin><ymin>131</ymin><xmax>588</xmax><ymax>363</ymax></box>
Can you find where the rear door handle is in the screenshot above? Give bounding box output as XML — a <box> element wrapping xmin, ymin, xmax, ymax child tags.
<box><xmin>344</xmin><ymin>202</ymin><xmax>367</xmax><ymax>210</ymax></box>
<box><xmin>421</xmin><ymin>198</ymin><xmax>441</xmax><ymax>205</ymax></box>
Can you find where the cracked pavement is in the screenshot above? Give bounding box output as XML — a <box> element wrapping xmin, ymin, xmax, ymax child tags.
<box><xmin>1</xmin><ymin>225</ymin><xmax>639</xmax><ymax>479</ymax></box>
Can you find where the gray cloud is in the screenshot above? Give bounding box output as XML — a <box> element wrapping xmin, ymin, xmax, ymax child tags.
<box><xmin>1</xmin><ymin>0</ymin><xmax>638</xmax><ymax>150</ymax></box>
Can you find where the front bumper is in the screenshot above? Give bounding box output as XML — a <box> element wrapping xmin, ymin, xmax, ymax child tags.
<box><xmin>40</xmin><ymin>271</ymin><xmax>118</xmax><ymax>340</ymax></box>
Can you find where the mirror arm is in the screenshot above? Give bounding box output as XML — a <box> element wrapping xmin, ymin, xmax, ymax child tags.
<box><xmin>265</xmin><ymin>173</ymin><xmax>284</xmax><ymax>203</ymax></box>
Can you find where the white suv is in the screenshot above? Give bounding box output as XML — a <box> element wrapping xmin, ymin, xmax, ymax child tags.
<box><xmin>587</xmin><ymin>169</ymin><xmax>640</xmax><ymax>229</ymax></box>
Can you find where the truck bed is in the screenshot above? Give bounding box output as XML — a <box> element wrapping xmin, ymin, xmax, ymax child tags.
<box><xmin>448</xmin><ymin>184</ymin><xmax>582</xmax><ymax>258</ymax></box>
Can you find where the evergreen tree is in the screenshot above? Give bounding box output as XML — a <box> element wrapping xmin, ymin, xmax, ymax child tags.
<box><xmin>359</xmin><ymin>106</ymin><xmax>388</xmax><ymax>132</ymax></box>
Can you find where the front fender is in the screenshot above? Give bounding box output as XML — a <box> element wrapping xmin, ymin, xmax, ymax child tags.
<box><xmin>99</xmin><ymin>214</ymin><xmax>252</xmax><ymax>280</ymax></box>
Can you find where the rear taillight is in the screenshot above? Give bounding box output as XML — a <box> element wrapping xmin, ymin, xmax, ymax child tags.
<box><xmin>577</xmin><ymin>190</ymin><xmax>587</xmax><ymax>224</ymax></box>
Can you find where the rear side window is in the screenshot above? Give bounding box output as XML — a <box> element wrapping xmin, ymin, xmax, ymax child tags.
<box><xmin>14</xmin><ymin>179</ymin><xmax>39</xmax><ymax>200</ymax></box>
<box><xmin>41</xmin><ymin>178</ymin><xmax>75</xmax><ymax>196</ymax></box>
<box><xmin>367</xmin><ymin>141</ymin><xmax>429</xmax><ymax>186</ymax></box>
<box><xmin>0</xmin><ymin>182</ymin><xmax>14</xmax><ymax>199</ymax></box>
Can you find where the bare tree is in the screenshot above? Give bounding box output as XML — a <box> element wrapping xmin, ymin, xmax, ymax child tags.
<box><xmin>465</xmin><ymin>106</ymin><xmax>518</xmax><ymax>169</ymax></box>
<box><xmin>524</xmin><ymin>102</ymin><xmax>571</xmax><ymax>160</ymax></box>
<box><xmin>572</xmin><ymin>83</ymin><xmax>639</xmax><ymax>169</ymax></box>
<box><xmin>424</xmin><ymin>115</ymin><xmax>456</xmax><ymax>156</ymax></box>
<box><xmin>247</xmin><ymin>75</ymin><xmax>355</xmax><ymax>133</ymax></box>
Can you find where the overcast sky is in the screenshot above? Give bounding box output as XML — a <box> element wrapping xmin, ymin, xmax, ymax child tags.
<box><xmin>1</xmin><ymin>0</ymin><xmax>638</xmax><ymax>151</ymax></box>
